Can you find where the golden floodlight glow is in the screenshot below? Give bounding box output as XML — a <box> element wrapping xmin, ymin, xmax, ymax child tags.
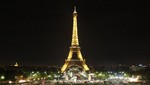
<box><xmin>61</xmin><ymin>6</ymin><xmax>89</xmax><ymax>73</ymax></box>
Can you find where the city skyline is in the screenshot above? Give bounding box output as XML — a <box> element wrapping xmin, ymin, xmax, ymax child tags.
<box><xmin>0</xmin><ymin>0</ymin><xmax>149</xmax><ymax>66</ymax></box>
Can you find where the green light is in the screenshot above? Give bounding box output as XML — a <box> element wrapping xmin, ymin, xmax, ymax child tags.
<box><xmin>1</xmin><ymin>75</ymin><xmax>5</xmax><ymax>80</ymax></box>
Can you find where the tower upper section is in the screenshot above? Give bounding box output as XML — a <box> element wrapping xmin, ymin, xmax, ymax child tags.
<box><xmin>71</xmin><ymin>6</ymin><xmax>79</xmax><ymax>46</ymax></box>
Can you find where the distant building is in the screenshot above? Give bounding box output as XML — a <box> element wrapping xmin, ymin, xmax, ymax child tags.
<box><xmin>130</xmin><ymin>64</ymin><xmax>146</xmax><ymax>71</ymax></box>
<box><xmin>14</xmin><ymin>62</ymin><xmax>19</xmax><ymax>67</ymax></box>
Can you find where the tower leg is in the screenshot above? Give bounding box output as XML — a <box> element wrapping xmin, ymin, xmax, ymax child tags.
<box><xmin>61</xmin><ymin>50</ymin><xmax>73</xmax><ymax>73</ymax></box>
<box><xmin>77</xmin><ymin>50</ymin><xmax>89</xmax><ymax>71</ymax></box>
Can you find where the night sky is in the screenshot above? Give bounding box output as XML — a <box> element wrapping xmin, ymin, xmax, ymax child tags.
<box><xmin>0</xmin><ymin>0</ymin><xmax>149</xmax><ymax>66</ymax></box>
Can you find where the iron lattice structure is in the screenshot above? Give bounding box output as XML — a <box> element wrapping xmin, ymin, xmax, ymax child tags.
<box><xmin>61</xmin><ymin>7</ymin><xmax>89</xmax><ymax>73</ymax></box>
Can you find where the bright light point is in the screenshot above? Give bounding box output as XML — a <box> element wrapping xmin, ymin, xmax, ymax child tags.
<box><xmin>128</xmin><ymin>78</ymin><xmax>138</xmax><ymax>82</ymax></box>
<box><xmin>9</xmin><ymin>81</ymin><xmax>12</xmax><ymax>84</ymax></box>
<box><xmin>98</xmin><ymin>73</ymin><xmax>102</xmax><ymax>76</ymax></box>
<box><xmin>18</xmin><ymin>80</ymin><xmax>26</xmax><ymax>83</ymax></box>
<box><xmin>1</xmin><ymin>75</ymin><xmax>5</xmax><ymax>80</ymax></box>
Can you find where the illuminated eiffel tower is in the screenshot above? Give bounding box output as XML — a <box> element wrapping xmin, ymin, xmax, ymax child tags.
<box><xmin>61</xmin><ymin>7</ymin><xmax>89</xmax><ymax>73</ymax></box>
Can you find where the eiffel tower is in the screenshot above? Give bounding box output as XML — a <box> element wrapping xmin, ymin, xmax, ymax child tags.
<box><xmin>61</xmin><ymin>7</ymin><xmax>89</xmax><ymax>73</ymax></box>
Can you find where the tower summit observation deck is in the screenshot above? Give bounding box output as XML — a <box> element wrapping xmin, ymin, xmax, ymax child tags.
<box><xmin>61</xmin><ymin>7</ymin><xmax>89</xmax><ymax>73</ymax></box>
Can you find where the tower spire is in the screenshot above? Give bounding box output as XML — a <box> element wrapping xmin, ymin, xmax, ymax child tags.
<box><xmin>71</xmin><ymin>6</ymin><xmax>79</xmax><ymax>46</ymax></box>
<box><xmin>74</xmin><ymin>6</ymin><xmax>77</xmax><ymax>13</ymax></box>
